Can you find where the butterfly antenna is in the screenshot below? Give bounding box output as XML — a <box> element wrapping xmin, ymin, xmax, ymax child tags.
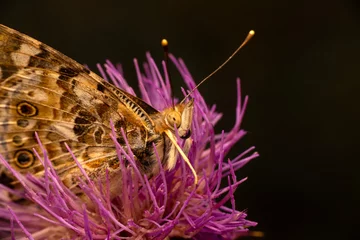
<box><xmin>162</xmin><ymin>39</ymin><xmax>175</xmax><ymax>108</ymax></box>
<box><xmin>180</xmin><ymin>30</ymin><xmax>255</xmax><ymax>104</ymax></box>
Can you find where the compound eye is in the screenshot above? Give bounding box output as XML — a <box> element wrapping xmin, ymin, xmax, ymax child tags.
<box><xmin>166</xmin><ymin>111</ymin><xmax>181</xmax><ymax>129</ymax></box>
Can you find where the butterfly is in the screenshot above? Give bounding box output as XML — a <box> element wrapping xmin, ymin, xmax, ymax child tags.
<box><xmin>0</xmin><ymin>24</ymin><xmax>197</xmax><ymax>197</ymax></box>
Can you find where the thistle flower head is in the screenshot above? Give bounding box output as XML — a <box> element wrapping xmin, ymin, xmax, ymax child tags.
<box><xmin>0</xmin><ymin>53</ymin><xmax>258</xmax><ymax>239</ymax></box>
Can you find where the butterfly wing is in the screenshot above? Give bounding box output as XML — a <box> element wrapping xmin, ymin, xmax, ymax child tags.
<box><xmin>0</xmin><ymin>24</ymin><xmax>158</xmax><ymax>188</ymax></box>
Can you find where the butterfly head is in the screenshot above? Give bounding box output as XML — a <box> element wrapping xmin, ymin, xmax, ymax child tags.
<box><xmin>163</xmin><ymin>99</ymin><xmax>194</xmax><ymax>139</ymax></box>
<box><xmin>159</xmin><ymin>99</ymin><xmax>198</xmax><ymax>184</ymax></box>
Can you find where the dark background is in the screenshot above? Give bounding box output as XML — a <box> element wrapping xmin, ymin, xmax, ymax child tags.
<box><xmin>1</xmin><ymin>0</ymin><xmax>359</xmax><ymax>239</ymax></box>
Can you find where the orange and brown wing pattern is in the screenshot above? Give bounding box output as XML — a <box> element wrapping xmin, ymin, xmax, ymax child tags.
<box><xmin>0</xmin><ymin>25</ymin><xmax>159</xmax><ymax>190</ymax></box>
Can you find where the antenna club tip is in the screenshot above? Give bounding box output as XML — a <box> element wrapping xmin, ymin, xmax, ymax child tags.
<box><xmin>161</xmin><ymin>39</ymin><xmax>168</xmax><ymax>47</ymax></box>
<box><xmin>249</xmin><ymin>30</ymin><xmax>255</xmax><ymax>35</ymax></box>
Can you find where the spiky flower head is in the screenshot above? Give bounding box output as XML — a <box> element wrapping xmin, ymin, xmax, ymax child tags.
<box><xmin>0</xmin><ymin>54</ymin><xmax>258</xmax><ymax>239</ymax></box>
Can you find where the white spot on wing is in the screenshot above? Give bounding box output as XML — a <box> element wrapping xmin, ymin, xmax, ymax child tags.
<box><xmin>11</xmin><ymin>52</ymin><xmax>30</xmax><ymax>67</ymax></box>
<box><xmin>74</xmin><ymin>87</ymin><xmax>93</xmax><ymax>106</ymax></box>
<box><xmin>53</xmin><ymin>124</ymin><xmax>76</xmax><ymax>139</ymax></box>
<box><xmin>19</xmin><ymin>43</ymin><xmax>41</xmax><ymax>56</ymax></box>
<box><xmin>10</xmin><ymin>43</ymin><xmax>42</xmax><ymax>67</ymax></box>
<box><xmin>28</xmin><ymin>88</ymin><xmax>49</xmax><ymax>102</ymax></box>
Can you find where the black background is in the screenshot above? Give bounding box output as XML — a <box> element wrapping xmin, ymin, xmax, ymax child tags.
<box><xmin>1</xmin><ymin>1</ymin><xmax>359</xmax><ymax>239</ymax></box>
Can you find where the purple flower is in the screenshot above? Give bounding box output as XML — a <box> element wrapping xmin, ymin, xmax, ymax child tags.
<box><xmin>0</xmin><ymin>53</ymin><xmax>258</xmax><ymax>239</ymax></box>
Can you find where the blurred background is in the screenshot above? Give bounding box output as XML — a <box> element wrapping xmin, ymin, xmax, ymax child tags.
<box><xmin>1</xmin><ymin>0</ymin><xmax>359</xmax><ymax>239</ymax></box>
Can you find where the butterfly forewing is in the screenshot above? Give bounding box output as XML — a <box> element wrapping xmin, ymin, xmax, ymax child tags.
<box><xmin>0</xmin><ymin>24</ymin><xmax>163</xmax><ymax>191</ymax></box>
